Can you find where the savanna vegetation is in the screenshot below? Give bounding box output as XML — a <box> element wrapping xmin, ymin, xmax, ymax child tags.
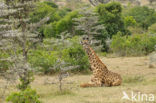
<box><xmin>0</xmin><ymin>0</ymin><xmax>156</xmax><ymax>103</ymax></box>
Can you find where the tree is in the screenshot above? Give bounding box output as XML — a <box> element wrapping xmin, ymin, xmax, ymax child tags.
<box><xmin>73</xmin><ymin>7</ymin><xmax>105</xmax><ymax>50</ymax></box>
<box><xmin>41</xmin><ymin>35</ymin><xmax>82</xmax><ymax>91</ymax></box>
<box><xmin>97</xmin><ymin>2</ymin><xmax>130</xmax><ymax>38</ymax></box>
<box><xmin>30</xmin><ymin>1</ymin><xmax>72</xmax><ymax>38</ymax></box>
<box><xmin>125</xmin><ymin>6</ymin><xmax>156</xmax><ymax>30</ymax></box>
<box><xmin>0</xmin><ymin>0</ymin><xmax>48</xmax><ymax>101</ymax></box>
<box><xmin>74</xmin><ymin>8</ymin><xmax>104</xmax><ymax>36</ymax></box>
<box><xmin>43</xmin><ymin>11</ymin><xmax>80</xmax><ymax>38</ymax></box>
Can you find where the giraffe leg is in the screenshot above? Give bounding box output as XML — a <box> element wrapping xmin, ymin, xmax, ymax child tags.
<box><xmin>80</xmin><ymin>83</ymin><xmax>96</xmax><ymax>88</ymax></box>
<box><xmin>80</xmin><ymin>78</ymin><xmax>102</xmax><ymax>88</ymax></box>
<box><xmin>112</xmin><ymin>78</ymin><xmax>122</xmax><ymax>86</ymax></box>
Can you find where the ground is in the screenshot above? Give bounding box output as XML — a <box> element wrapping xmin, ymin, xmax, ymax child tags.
<box><xmin>1</xmin><ymin>56</ymin><xmax>156</xmax><ymax>103</ymax></box>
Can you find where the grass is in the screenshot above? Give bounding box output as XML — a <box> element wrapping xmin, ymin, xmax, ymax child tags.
<box><xmin>54</xmin><ymin>89</ymin><xmax>75</xmax><ymax>96</ymax></box>
<box><xmin>1</xmin><ymin>56</ymin><xmax>156</xmax><ymax>103</ymax></box>
<box><xmin>123</xmin><ymin>75</ymin><xmax>145</xmax><ymax>84</ymax></box>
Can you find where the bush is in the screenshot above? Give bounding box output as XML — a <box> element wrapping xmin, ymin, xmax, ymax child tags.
<box><xmin>96</xmin><ymin>2</ymin><xmax>130</xmax><ymax>38</ymax></box>
<box><xmin>62</xmin><ymin>37</ymin><xmax>90</xmax><ymax>72</ymax></box>
<box><xmin>28</xmin><ymin>36</ymin><xmax>90</xmax><ymax>74</ymax></box>
<box><xmin>43</xmin><ymin>11</ymin><xmax>80</xmax><ymax>38</ymax></box>
<box><xmin>43</xmin><ymin>22</ymin><xmax>57</xmax><ymax>38</ymax></box>
<box><xmin>55</xmin><ymin>11</ymin><xmax>80</xmax><ymax>35</ymax></box>
<box><xmin>30</xmin><ymin>2</ymin><xmax>56</xmax><ymax>23</ymax></box>
<box><xmin>43</xmin><ymin>1</ymin><xmax>58</xmax><ymax>8</ymax></box>
<box><xmin>6</xmin><ymin>88</ymin><xmax>41</xmax><ymax>103</ymax></box>
<box><xmin>28</xmin><ymin>50</ymin><xmax>58</xmax><ymax>74</ymax></box>
<box><xmin>124</xmin><ymin>16</ymin><xmax>136</xmax><ymax>27</ymax></box>
<box><xmin>0</xmin><ymin>52</ymin><xmax>10</xmax><ymax>72</ymax></box>
<box><xmin>96</xmin><ymin>2</ymin><xmax>130</xmax><ymax>51</ymax></box>
<box><xmin>111</xmin><ymin>33</ymin><xmax>156</xmax><ymax>56</ymax></box>
<box><xmin>124</xmin><ymin>6</ymin><xmax>156</xmax><ymax>30</ymax></box>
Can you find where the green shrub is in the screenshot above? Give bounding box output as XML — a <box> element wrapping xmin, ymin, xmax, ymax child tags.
<box><xmin>43</xmin><ymin>1</ymin><xmax>58</xmax><ymax>8</ymax></box>
<box><xmin>43</xmin><ymin>22</ymin><xmax>57</xmax><ymax>38</ymax></box>
<box><xmin>111</xmin><ymin>33</ymin><xmax>156</xmax><ymax>56</ymax></box>
<box><xmin>124</xmin><ymin>16</ymin><xmax>136</xmax><ymax>27</ymax></box>
<box><xmin>0</xmin><ymin>51</ymin><xmax>12</xmax><ymax>72</ymax></box>
<box><xmin>96</xmin><ymin>2</ymin><xmax>130</xmax><ymax>51</ymax></box>
<box><xmin>96</xmin><ymin>2</ymin><xmax>130</xmax><ymax>38</ymax></box>
<box><xmin>28</xmin><ymin>50</ymin><xmax>58</xmax><ymax>74</ymax></box>
<box><xmin>28</xmin><ymin>36</ymin><xmax>90</xmax><ymax>74</ymax></box>
<box><xmin>124</xmin><ymin>6</ymin><xmax>156</xmax><ymax>30</ymax></box>
<box><xmin>62</xmin><ymin>37</ymin><xmax>90</xmax><ymax>72</ymax></box>
<box><xmin>17</xmin><ymin>71</ymin><xmax>34</xmax><ymax>90</ymax></box>
<box><xmin>128</xmin><ymin>26</ymin><xmax>144</xmax><ymax>34</ymax></box>
<box><xmin>30</xmin><ymin>2</ymin><xmax>56</xmax><ymax>23</ymax></box>
<box><xmin>30</xmin><ymin>2</ymin><xmax>70</xmax><ymax>24</ymax></box>
<box><xmin>56</xmin><ymin>8</ymin><xmax>72</xmax><ymax>17</ymax></box>
<box><xmin>29</xmin><ymin>1</ymin><xmax>72</xmax><ymax>38</ymax></box>
<box><xmin>43</xmin><ymin>11</ymin><xmax>80</xmax><ymax>38</ymax></box>
<box><xmin>6</xmin><ymin>88</ymin><xmax>41</xmax><ymax>103</ymax></box>
<box><xmin>55</xmin><ymin>11</ymin><xmax>80</xmax><ymax>35</ymax></box>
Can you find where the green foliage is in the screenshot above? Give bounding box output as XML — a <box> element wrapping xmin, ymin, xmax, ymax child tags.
<box><xmin>43</xmin><ymin>1</ymin><xmax>58</xmax><ymax>8</ymax></box>
<box><xmin>43</xmin><ymin>22</ymin><xmax>57</xmax><ymax>38</ymax></box>
<box><xmin>55</xmin><ymin>11</ymin><xmax>80</xmax><ymax>35</ymax></box>
<box><xmin>30</xmin><ymin>1</ymin><xmax>70</xmax><ymax>22</ymax></box>
<box><xmin>29</xmin><ymin>1</ymin><xmax>73</xmax><ymax>38</ymax></box>
<box><xmin>111</xmin><ymin>33</ymin><xmax>156</xmax><ymax>56</ymax></box>
<box><xmin>28</xmin><ymin>50</ymin><xmax>58</xmax><ymax>74</ymax></box>
<box><xmin>149</xmin><ymin>23</ymin><xmax>156</xmax><ymax>33</ymax></box>
<box><xmin>30</xmin><ymin>2</ymin><xmax>56</xmax><ymax>23</ymax></box>
<box><xmin>125</xmin><ymin>6</ymin><xmax>156</xmax><ymax>30</ymax></box>
<box><xmin>44</xmin><ymin>11</ymin><xmax>80</xmax><ymax>37</ymax></box>
<box><xmin>124</xmin><ymin>16</ymin><xmax>136</xmax><ymax>27</ymax></box>
<box><xmin>62</xmin><ymin>37</ymin><xmax>89</xmax><ymax>72</ymax></box>
<box><xmin>0</xmin><ymin>52</ymin><xmax>10</xmax><ymax>72</ymax></box>
<box><xmin>97</xmin><ymin>2</ymin><xmax>129</xmax><ymax>38</ymax></box>
<box><xmin>96</xmin><ymin>2</ymin><xmax>130</xmax><ymax>51</ymax></box>
<box><xmin>17</xmin><ymin>71</ymin><xmax>34</xmax><ymax>90</ymax></box>
<box><xmin>28</xmin><ymin>36</ymin><xmax>89</xmax><ymax>74</ymax></box>
<box><xmin>56</xmin><ymin>8</ymin><xmax>72</xmax><ymax>18</ymax></box>
<box><xmin>6</xmin><ymin>88</ymin><xmax>41</xmax><ymax>103</ymax></box>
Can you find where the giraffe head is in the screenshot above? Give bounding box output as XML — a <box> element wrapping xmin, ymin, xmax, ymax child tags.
<box><xmin>80</xmin><ymin>36</ymin><xmax>91</xmax><ymax>48</ymax></box>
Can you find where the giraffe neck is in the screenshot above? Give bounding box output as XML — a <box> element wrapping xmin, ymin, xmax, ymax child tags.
<box><xmin>83</xmin><ymin>45</ymin><xmax>108</xmax><ymax>71</ymax></box>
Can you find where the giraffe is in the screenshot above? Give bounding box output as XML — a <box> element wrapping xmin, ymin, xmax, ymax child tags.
<box><xmin>80</xmin><ymin>36</ymin><xmax>122</xmax><ymax>87</ymax></box>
